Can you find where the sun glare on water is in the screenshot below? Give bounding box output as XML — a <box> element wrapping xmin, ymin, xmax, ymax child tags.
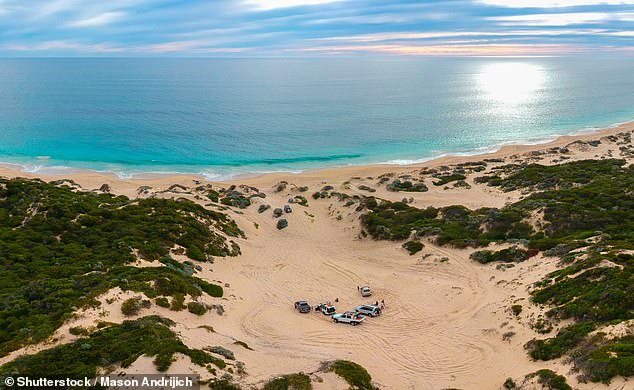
<box><xmin>477</xmin><ymin>62</ymin><xmax>545</xmax><ymax>109</ymax></box>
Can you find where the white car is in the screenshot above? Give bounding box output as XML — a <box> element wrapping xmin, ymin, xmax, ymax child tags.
<box><xmin>354</xmin><ymin>305</ymin><xmax>381</xmax><ymax>317</ymax></box>
<box><xmin>315</xmin><ymin>303</ymin><xmax>336</xmax><ymax>315</ymax></box>
<box><xmin>332</xmin><ymin>311</ymin><xmax>365</xmax><ymax>325</ymax></box>
<box><xmin>360</xmin><ymin>286</ymin><xmax>372</xmax><ymax>297</ymax></box>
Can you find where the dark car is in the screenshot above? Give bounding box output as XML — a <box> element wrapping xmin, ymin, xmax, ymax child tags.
<box><xmin>294</xmin><ymin>300</ymin><xmax>311</xmax><ymax>313</ymax></box>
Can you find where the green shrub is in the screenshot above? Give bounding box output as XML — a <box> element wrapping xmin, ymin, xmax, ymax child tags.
<box><xmin>187</xmin><ymin>302</ymin><xmax>207</xmax><ymax>316</ymax></box>
<box><xmin>511</xmin><ymin>305</ymin><xmax>523</xmax><ymax>316</ymax></box>
<box><xmin>470</xmin><ymin>247</ymin><xmax>532</xmax><ymax>264</ymax></box>
<box><xmin>527</xmin><ymin>322</ymin><xmax>595</xmax><ymax>360</ymax></box>
<box><xmin>207</xmin><ymin>190</ymin><xmax>220</xmax><ymax>202</ymax></box>
<box><xmin>209</xmin><ymin>346</ymin><xmax>235</xmax><ymax>360</ymax></box>
<box><xmin>402</xmin><ymin>240</ymin><xmax>424</xmax><ymax>255</ymax></box>
<box><xmin>433</xmin><ymin>174</ymin><xmax>466</xmax><ymax>186</ymax></box>
<box><xmin>170</xmin><ymin>294</ymin><xmax>186</xmax><ymax>311</ymax></box>
<box><xmin>572</xmin><ymin>334</ymin><xmax>634</xmax><ymax>383</ymax></box>
<box><xmin>503</xmin><ymin>377</ymin><xmax>516</xmax><ymax>389</ymax></box>
<box><xmin>293</xmin><ymin>196</ymin><xmax>309</xmax><ymax>207</ymax></box>
<box><xmin>386</xmin><ymin>179</ymin><xmax>428</xmax><ymax>192</ymax></box>
<box><xmin>155</xmin><ymin>297</ymin><xmax>170</xmax><ymax>308</ymax></box>
<box><xmin>331</xmin><ymin>360</ymin><xmax>374</xmax><ymax>390</ymax></box>
<box><xmin>121</xmin><ymin>297</ymin><xmax>151</xmax><ymax>316</ymax></box>
<box><xmin>263</xmin><ymin>373</ymin><xmax>312</xmax><ymax>390</ymax></box>
<box><xmin>208</xmin><ymin>380</ymin><xmax>241</xmax><ymax>390</ymax></box>
<box><xmin>69</xmin><ymin>327</ymin><xmax>90</xmax><ymax>336</ymax></box>
<box><xmin>531</xmin><ymin>369</ymin><xmax>572</xmax><ymax>390</ymax></box>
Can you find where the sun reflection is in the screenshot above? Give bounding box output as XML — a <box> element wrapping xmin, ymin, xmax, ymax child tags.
<box><xmin>477</xmin><ymin>62</ymin><xmax>544</xmax><ymax>107</ymax></box>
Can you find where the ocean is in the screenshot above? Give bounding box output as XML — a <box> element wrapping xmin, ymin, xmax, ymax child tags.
<box><xmin>0</xmin><ymin>56</ymin><xmax>633</xmax><ymax>179</ymax></box>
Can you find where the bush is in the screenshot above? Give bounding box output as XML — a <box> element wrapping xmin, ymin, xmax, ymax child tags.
<box><xmin>503</xmin><ymin>378</ymin><xmax>516</xmax><ymax>389</ymax></box>
<box><xmin>263</xmin><ymin>373</ymin><xmax>312</xmax><ymax>390</ymax></box>
<box><xmin>208</xmin><ymin>380</ymin><xmax>241</xmax><ymax>390</ymax></box>
<box><xmin>531</xmin><ymin>369</ymin><xmax>572</xmax><ymax>390</ymax></box>
<box><xmin>527</xmin><ymin>322</ymin><xmax>595</xmax><ymax>360</ymax></box>
<box><xmin>170</xmin><ymin>294</ymin><xmax>186</xmax><ymax>311</ymax></box>
<box><xmin>187</xmin><ymin>302</ymin><xmax>207</xmax><ymax>316</ymax></box>
<box><xmin>511</xmin><ymin>305</ymin><xmax>522</xmax><ymax>316</ymax></box>
<box><xmin>155</xmin><ymin>297</ymin><xmax>170</xmax><ymax>308</ymax></box>
<box><xmin>331</xmin><ymin>360</ymin><xmax>374</xmax><ymax>390</ymax></box>
<box><xmin>470</xmin><ymin>247</ymin><xmax>532</xmax><ymax>264</ymax></box>
<box><xmin>386</xmin><ymin>179</ymin><xmax>428</xmax><ymax>192</ymax></box>
<box><xmin>433</xmin><ymin>174</ymin><xmax>466</xmax><ymax>186</ymax></box>
<box><xmin>69</xmin><ymin>327</ymin><xmax>90</xmax><ymax>336</ymax></box>
<box><xmin>121</xmin><ymin>297</ymin><xmax>151</xmax><ymax>316</ymax></box>
<box><xmin>402</xmin><ymin>240</ymin><xmax>424</xmax><ymax>255</ymax></box>
<box><xmin>208</xmin><ymin>346</ymin><xmax>235</xmax><ymax>360</ymax></box>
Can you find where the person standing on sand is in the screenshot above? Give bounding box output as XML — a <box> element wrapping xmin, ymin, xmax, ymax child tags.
<box><xmin>357</xmin><ymin>286</ymin><xmax>360</xmax><ymax>291</ymax></box>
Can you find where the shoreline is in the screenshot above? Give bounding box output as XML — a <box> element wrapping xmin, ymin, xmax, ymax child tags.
<box><xmin>1</xmin><ymin>120</ymin><xmax>632</xmax><ymax>191</ymax></box>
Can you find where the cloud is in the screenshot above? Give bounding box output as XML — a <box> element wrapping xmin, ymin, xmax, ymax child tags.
<box><xmin>479</xmin><ymin>0</ymin><xmax>634</xmax><ymax>7</ymax></box>
<box><xmin>66</xmin><ymin>11</ymin><xmax>126</xmax><ymax>27</ymax></box>
<box><xmin>299</xmin><ymin>43</ymin><xmax>585</xmax><ymax>56</ymax></box>
<box><xmin>243</xmin><ymin>0</ymin><xmax>346</xmax><ymax>11</ymax></box>
<box><xmin>3</xmin><ymin>40</ymin><xmax>125</xmax><ymax>53</ymax></box>
<box><xmin>491</xmin><ymin>12</ymin><xmax>634</xmax><ymax>26</ymax></box>
<box><xmin>314</xmin><ymin>29</ymin><xmax>609</xmax><ymax>43</ymax></box>
<box><xmin>1</xmin><ymin>0</ymin><xmax>634</xmax><ymax>56</ymax></box>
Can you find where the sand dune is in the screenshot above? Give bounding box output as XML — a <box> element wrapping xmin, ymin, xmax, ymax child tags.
<box><xmin>1</xmin><ymin>123</ymin><xmax>633</xmax><ymax>389</ymax></box>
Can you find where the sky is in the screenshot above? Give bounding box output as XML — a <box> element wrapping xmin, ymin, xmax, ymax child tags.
<box><xmin>1</xmin><ymin>0</ymin><xmax>633</xmax><ymax>56</ymax></box>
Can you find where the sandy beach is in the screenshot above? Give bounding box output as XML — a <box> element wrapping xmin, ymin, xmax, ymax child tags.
<box><xmin>1</xmin><ymin>121</ymin><xmax>633</xmax><ymax>389</ymax></box>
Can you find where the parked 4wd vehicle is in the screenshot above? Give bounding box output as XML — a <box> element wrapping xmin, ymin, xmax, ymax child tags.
<box><xmin>314</xmin><ymin>303</ymin><xmax>336</xmax><ymax>315</ymax></box>
<box><xmin>354</xmin><ymin>304</ymin><xmax>381</xmax><ymax>317</ymax></box>
<box><xmin>332</xmin><ymin>311</ymin><xmax>365</xmax><ymax>325</ymax></box>
<box><xmin>294</xmin><ymin>300</ymin><xmax>311</xmax><ymax>313</ymax></box>
<box><xmin>360</xmin><ymin>286</ymin><xmax>372</xmax><ymax>297</ymax></box>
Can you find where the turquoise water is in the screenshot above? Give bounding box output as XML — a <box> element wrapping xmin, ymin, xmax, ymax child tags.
<box><xmin>1</xmin><ymin>57</ymin><xmax>633</xmax><ymax>179</ymax></box>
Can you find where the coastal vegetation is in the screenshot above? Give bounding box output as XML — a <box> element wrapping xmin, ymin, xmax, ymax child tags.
<box><xmin>262</xmin><ymin>373</ymin><xmax>312</xmax><ymax>390</ymax></box>
<box><xmin>402</xmin><ymin>240</ymin><xmax>424</xmax><ymax>255</ymax></box>
<box><xmin>359</xmin><ymin>158</ymin><xmax>634</xmax><ymax>383</ymax></box>
<box><xmin>0</xmin><ymin>316</ymin><xmax>222</xmax><ymax>379</ymax></box>
<box><xmin>329</xmin><ymin>360</ymin><xmax>375</xmax><ymax>390</ymax></box>
<box><xmin>0</xmin><ymin>178</ymin><xmax>241</xmax><ymax>357</ymax></box>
